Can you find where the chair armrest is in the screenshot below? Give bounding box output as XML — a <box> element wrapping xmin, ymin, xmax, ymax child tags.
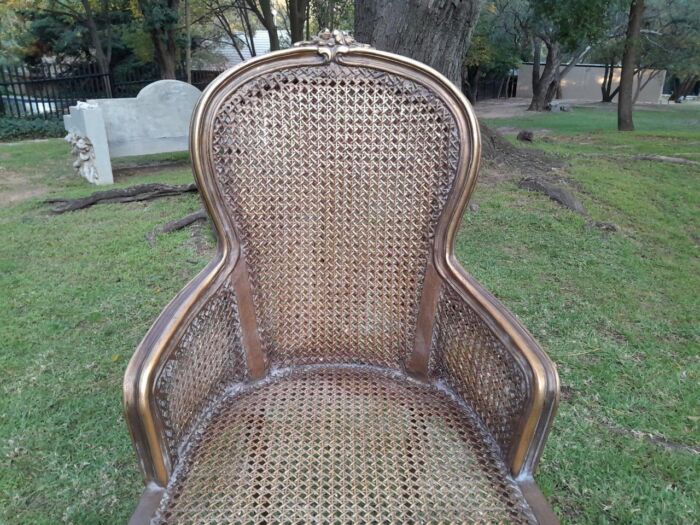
<box><xmin>431</xmin><ymin>262</ymin><xmax>559</xmax><ymax>479</ymax></box>
<box><xmin>123</xmin><ymin>255</ymin><xmax>248</xmax><ymax>486</ymax></box>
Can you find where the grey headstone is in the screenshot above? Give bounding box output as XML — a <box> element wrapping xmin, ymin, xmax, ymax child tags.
<box><xmin>63</xmin><ymin>80</ymin><xmax>203</xmax><ymax>184</ymax></box>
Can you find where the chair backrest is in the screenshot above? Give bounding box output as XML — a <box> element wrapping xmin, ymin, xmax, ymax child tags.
<box><xmin>191</xmin><ymin>33</ymin><xmax>480</xmax><ymax>371</ymax></box>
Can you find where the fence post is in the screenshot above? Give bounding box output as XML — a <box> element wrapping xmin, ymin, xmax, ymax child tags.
<box><xmin>0</xmin><ymin>67</ymin><xmax>6</xmax><ymax>117</ymax></box>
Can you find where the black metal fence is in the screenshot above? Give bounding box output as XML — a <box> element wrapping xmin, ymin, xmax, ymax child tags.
<box><xmin>0</xmin><ymin>63</ymin><xmax>225</xmax><ymax>119</ymax></box>
<box><xmin>1</xmin><ymin>63</ymin><xmax>518</xmax><ymax>120</ymax></box>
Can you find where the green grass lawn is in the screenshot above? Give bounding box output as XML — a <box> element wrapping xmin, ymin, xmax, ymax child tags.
<box><xmin>1</xmin><ymin>104</ymin><xmax>699</xmax><ymax>524</ymax></box>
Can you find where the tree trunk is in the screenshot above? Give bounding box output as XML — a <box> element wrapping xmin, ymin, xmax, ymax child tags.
<box><xmin>550</xmin><ymin>45</ymin><xmax>590</xmax><ymax>104</ymax></box>
<box><xmin>462</xmin><ymin>65</ymin><xmax>480</xmax><ymax>104</ymax></box>
<box><xmin>544</xmin><ymin>77</ymin><xmax>558</xmax><ymax>106</ymax></box>
<box><xmin>530</xmin><ymin>38</ymin><xmax>541</xmax><ymax>100</ymax></box>
<box><xmin>671</xmin><ymin>74</ymin><xmax>698</xmax><ymax>102</ymax></box>
<box><xmin>243</xmin><ymin>7</ymin><xmax>257</xmax><ymax>55</ymax></box>
<box><xmin>185</xmin><ymin>0</ymin><xmax>191</xmax><ymax>83</ymax></box>
<box><xmin>139</xmin><ymin>0</ymin><xmax>180</xmax><ymax>79</ymax></box>
<box><xmin>354</xmin><ymin>0</ymin><xmax>481</xmax><ymax>86</ymax></box>
<box><xmin>601</xmin><ymin>61</ymin><xmax>619</xmax><ymax>102</ymax></box>
<box><xmin>247</xmin><ymin>0</ymin><xmax>280</xmax><ymax>51</ymax></box>
<box><xmin>496</xmin><ymin>76</ymin><xmax>506</xmax><ymax>99</ymax></box>
<box><xmin>618</xmin><ymin>0</ymin><xmax>645</xmax><ymax>131</ymax></box>
<box><xmin>154</xmin><ymin>35</ymin><xmax>178</xmax><ymax>79</ymax></box>
<box><xmin>315</xmin><ymin>0</ymin><xmax>340</xmax><ymax>31</ymax></box>
<box><xmin>80</xmin><ymin>0</ymin><xmax>113</xmax><ymax>96</ymax></box>
<box><xmin>288</xmin><ymin>0</ymin><xmax>310</xmax><ymax>43</ymax></box>
<box><xmin>529</xmin><ymin>40</ymin><xmax>560</xmax><ymax>111</ymax></box>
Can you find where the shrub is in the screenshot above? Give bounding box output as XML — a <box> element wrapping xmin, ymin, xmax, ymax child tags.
<box><xmin>0</xmin><ymin>117</ymin><xmax>65</xmax><ymax>142</ymax></box>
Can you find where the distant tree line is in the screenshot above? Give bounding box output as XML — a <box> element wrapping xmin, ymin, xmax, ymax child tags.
<box><xmin>463</xmin><ymin>0</ymin><xmax>699</xmax><ymax>129</ymax></box>
<box><xmin>1</xmin><ymin>0</ymin><xmax>698</xmax><ymax>131</ymax></box>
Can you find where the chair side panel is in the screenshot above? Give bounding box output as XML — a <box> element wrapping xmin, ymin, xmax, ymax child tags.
<box><xmin>210</xmin><ymin>62</ymin><xmax>460</xmax><ymax>368</ymax></box>
<box><xmin>430</xmin><ymin>284</ymin><xmax>530</xmax><ymax>457</ymax></box>
<box><xmin>154</xmin><ymin>278</ymin><xmax>247</xmax><ymax>463</ymax></box>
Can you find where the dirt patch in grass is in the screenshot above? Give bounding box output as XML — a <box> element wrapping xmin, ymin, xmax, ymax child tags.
<box><xmin>475</xmin><ymin>99</ymin><xmax>531</xmax><ymax>119</ymax></box>
<box><xmin>0</xmin><ymin>168</ymin><xmax>49</xmax><ymax>205</ymax></box>
<box><xmin>481</xmin><ymin>123</ymin><xmax>567</xmax><ymax>178</ymax></box>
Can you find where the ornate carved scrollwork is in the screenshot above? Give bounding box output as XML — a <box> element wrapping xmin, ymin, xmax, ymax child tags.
<box><xmin>65</xmin><ymin>132</ymin><xmax>100</xmax><ymax>183</ymax></box>
<box><xmin>294</xmin><ymin>29</ymin><xmax>371</xmax><ymax>61</ymax></box>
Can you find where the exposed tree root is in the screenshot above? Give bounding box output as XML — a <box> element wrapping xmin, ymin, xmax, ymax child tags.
<box><xmin>45</xmin><ymin>183</ymin><xmax>198</xmax><ymax>214</ymax></box>
<box><xmin>146</xmin><ymin>209</ymin><xmax>208</xmax><ymax>246</ymax></box>
<box><xmin>518</xmin><ymin>177</ymin><xmax>586</xmax><ymax>214</ymax></box>
<box><xmin>634</xmin><ymin>155</ymin><xmax>699</xmax><ymax>166</ymax></box>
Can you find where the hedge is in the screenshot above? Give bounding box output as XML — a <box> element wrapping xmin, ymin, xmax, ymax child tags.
<box><xmin>0</xmin><ymin>117</ymin><xmax>65</xmax><ymax>142</ymax></box>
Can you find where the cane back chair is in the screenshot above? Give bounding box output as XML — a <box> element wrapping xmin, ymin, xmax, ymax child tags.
<box><xmin>124</xmin><ymin>31</ymin><xmax>560</xmax><ymax>524</ymax></box>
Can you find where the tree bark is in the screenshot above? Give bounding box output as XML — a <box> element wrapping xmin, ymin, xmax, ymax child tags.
<box><xmin>354</xmin><ymin>0</ymin><xmax>481</xmax><ymax>86</ymax></box>
<box><xmin>531</xmin><ymin>38</ymin><xmax>541</xmax><ymax>99</ymax></box>
<box><xmin>618</xmin><ymin>0</ymin><xmax>645</xmax><ymax>131</ymax></box>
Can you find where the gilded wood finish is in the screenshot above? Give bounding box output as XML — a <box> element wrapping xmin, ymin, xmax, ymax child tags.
<box><xmin>124</xmin><ymin>35</ymin><xmax>559</xmax><ymax>524</ymax></box>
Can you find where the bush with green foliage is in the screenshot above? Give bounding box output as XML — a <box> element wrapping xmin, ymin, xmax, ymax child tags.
<box><xmin>0</xmin><ymin>117</ymin><xmax>65</xmax><ymax>141</ymax></box>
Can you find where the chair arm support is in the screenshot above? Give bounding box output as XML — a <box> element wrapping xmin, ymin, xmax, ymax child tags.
<box><xmin>123</xmin><ymin>253</ymin><xmax>246</xmax><ymax>486</ymax></box>
<box><xmin>432</xmin><ymin>261</ymin><xmax>559</xmax><ymax>479</ymax></box>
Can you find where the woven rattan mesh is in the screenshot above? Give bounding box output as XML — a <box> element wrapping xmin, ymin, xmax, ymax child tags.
<box><xmin>154</xmin><ymin>280</ymin><xmax>248</xmax><ymax>462</ymax></box>
<box><xmin>154</xmin><ymin>367</ymin><xmax>536</xmax><ymax>524</ymax></box>
<box><xmin>431</xmin><ymin>285</ymin><xmax>530</xmax><ymax>456</ymax></box>
<box><xmin>211</xmin><ymin>63</ymin><xmax>460</xmax><ymax>369</ymax></box>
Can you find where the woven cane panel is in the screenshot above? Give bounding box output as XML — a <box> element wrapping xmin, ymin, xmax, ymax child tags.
<box><xmin>154</xmin><ymin>367</ymin><xmax>536</xmax><ymax>524</ymax></box>
<box><xmin>431</xmin><ymin>285</ymin><xmax>530</xmax><ymax>456</ymax></box>
<box><xmin>210</xmin><ymin>63</ymin><xmax>461</xmax><ymax>369</ymax></box>
<box><xmin>155</xmin><ymin>280</ymin><xmax>247</xmax><ymax>462</ymax></box>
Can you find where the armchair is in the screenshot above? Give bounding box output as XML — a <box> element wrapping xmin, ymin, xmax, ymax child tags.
<box><xmin>124</xmin><ymin>32</ymin><xmax>559</xmax><ymax>524</ymax></box>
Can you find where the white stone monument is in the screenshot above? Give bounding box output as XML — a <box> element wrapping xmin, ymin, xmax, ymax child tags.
<box><xmin>63</xmin><ymin>80</ymin><xmax>202</xmax><ymax>185</ymax></box>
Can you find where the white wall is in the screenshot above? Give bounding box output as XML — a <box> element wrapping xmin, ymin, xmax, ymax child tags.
<box><xmin>516</xmin><ymin>64</ymin><xmax>666</xmax><ymax>104</ymax></box>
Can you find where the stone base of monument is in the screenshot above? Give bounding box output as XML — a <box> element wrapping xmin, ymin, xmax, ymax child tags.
<box><xmin>63</xmin><ymin>80</ymin><xmax>203</xmax><ymax>185</ymax></box>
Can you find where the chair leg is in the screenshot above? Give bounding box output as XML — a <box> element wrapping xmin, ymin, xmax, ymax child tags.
<box><xmin>518</xmin><ymin>479</ymin><xmax>560</xmax><ymax>525</ymax></box>
<box><xmin>128</xmin><ymin>483</ymin><xmax>165</xmax><ymax>525</ymax></box>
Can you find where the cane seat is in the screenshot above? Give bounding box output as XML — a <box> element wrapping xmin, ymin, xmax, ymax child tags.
<box><xmin>153</xmin><ymin>367</ymin><xmax>540</xmax><ymax>524</ymax></box>
<box><xmin>124</xmin><ymin>32</ymin><xmax>559</xmax><ymax>524</ymax></box>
